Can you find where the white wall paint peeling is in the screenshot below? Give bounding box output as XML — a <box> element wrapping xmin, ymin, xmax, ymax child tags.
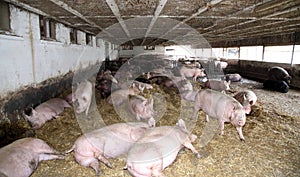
<box><xmin>0</xmin><ymin>5</ymin><xmax>110</xmax><ymax>97</ymax></box>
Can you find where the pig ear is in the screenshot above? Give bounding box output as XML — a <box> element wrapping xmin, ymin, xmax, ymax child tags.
<box><xmin>31</xmin><ymin>108</ymin><xmax>37</xmax><ymax>115</ymax></box>
<box><xmin>243</xmin><ymin>94</ymin><xmax>247</xmax><ymax>101</ymax></box>
<box><xmin>176</xmin><ymin>119</ymin><xmax>187</xmax><ymax>130</ymax></box>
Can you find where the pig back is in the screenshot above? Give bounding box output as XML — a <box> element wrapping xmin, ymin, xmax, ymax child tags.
<box><xmin>268</xmin><ymin>66</ymin><xmax>291</xmax><ymax>83</ymax></box>
<box><xmin>127</xmin><ymin>126</ymin><xmax>188</xmax><ymax>169</ymax></box>
<box><xmin>83</xmin><ymin>122</ymin><xmax>149</xmax><ymax>158</ymax></box>
<box><xmin>196</xmin><ymin>89</ymin><xmax>244</xmax><ymax>120</ymax></box>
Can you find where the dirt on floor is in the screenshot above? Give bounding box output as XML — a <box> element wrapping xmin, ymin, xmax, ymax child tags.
<box><xmin>3</xmin><ymin>78</ymin><xmax>300</xmax><ymax>177</ymax></box>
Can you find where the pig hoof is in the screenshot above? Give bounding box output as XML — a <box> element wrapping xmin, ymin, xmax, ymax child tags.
<box><xmin>240</xmin><ymin>138</ymin><xmax>245</xmax><ymax>142</ymax></box>
<box><xmin>195</xmin><ymin>153</ymin><xmax>201</xmax><ymax>159</ymax></box>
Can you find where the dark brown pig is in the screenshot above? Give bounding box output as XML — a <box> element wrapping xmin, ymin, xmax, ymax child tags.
<box><xmin>234</xmin><ymin>90</ymin><xmax>257</xmax><ymax>114</ymax></box>
<box><xmin>267</xmin><ymin>66</ymin><xmax>292</xmax><ymax>84</ymax></box>
<box><xmin>204</xmin><ymin>79</ymin><xmax>230</xmax><ymax>92</ymax></box>
<box><xmin>125</xmin><ymin>119</ymin><xmax>200</xmax><ymax>177</ymax></box>
<box><xmin>24</xmin><ymin>98</ymin><xmax>71</xmax><ymax>129</ymax></box>
<box><xmin>180</xmin><ymin>66</ymin><xmax>206</xmax><ymax>81</ymax></box>
<box><xmin>0</xmin><ymin>138</ymin><xmax>65</xmax><ymax>177</ymax></box>
<box><xmin>193</xmin><ymin>89</ymin><xmax>247</xmax><ymax>141</ymax></box>
<box><xmin>128</xmin><ymin>94</ymin><xmax>155</xmax><ymax>127</ymax></box>
<box><xmin>66</xmin><ymin>122</ymin><xmax>151</xmax><ymax>176</ymax></box>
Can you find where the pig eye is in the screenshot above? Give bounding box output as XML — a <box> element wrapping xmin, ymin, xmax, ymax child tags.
<box><xmin>249</xmin><ymin>101</ymin><xmax>253</xmax><ymax>105</ymax></box>
<box><xmin>83</xmin><ymin>97</ymin><xmax>87</xmax><ymax>101</ymax></box>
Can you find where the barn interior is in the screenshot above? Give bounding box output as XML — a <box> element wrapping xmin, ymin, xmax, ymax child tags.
<box><xmin>0</xmin><ymin>0</ymin><xmax>299</xmax><ymax>177</ymax></box>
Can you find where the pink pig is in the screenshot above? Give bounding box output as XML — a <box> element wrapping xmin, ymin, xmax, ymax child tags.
<box><xmin>66</xmin><ymin>122</ymin><xmax>151</xmax><ymax>176</ymax></box>
<box><xmin>73</xmin><ymin>80</ymin><xmax>93</xmax><ymax>115</ymax></box>
<box><xmin>204</xmin><ymin>79</ymin><xmax>231</xmax><ymax>92</ymax></box>
<box><xmin>180</xmin><ymin>66</ymin><xmax>206</xmax><ymax>81</ymax></box>
<box><xmin>24</xmin><ymin>98</ymin><xmax>71</xmax><ymax>129</ymax></box>
<box><xmin>125</xmin><ymin>119</ymin><xmax>200</xmax><ymax>177</ymax></box>
<box><xmin>193</xmin><ymin>89</ymin><xmax>247</xmax><ymax>141</ymax></box>
<box><xmin>128</xmin><ymin>94</ymin><xmax>155</xmax><ymax>127</ymax></box>
<box><xmin>0</xmin><ymin>138</ymin><xmax>65</xmax><ymax>177</ymax></box>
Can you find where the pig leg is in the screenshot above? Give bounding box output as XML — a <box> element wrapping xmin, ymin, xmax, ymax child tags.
<box><xmin>236</xmin><ymin>127</ymin><xmax>245</xmax><ymax>142</ymax></box>
<box><xmin>89</xmin><ymin>160</ymin><xmax>102</xmax><ymax>176</ymax></box>
<box><xmin>39</xmin><ymin>153</ymin><xmax>65</xmax><ymax>160</ymax></box>
<box><xmin>205</xmin><ymin>114</ymin><xmax>210</xmax><ymax>122</ymax></box>
<box><xmin>151</xmin><ymin>163</ymin><xmax>164</xmax><ymax>177</ymax></box>
<box><xmin>97</xmin><ymin>155</ymin><xmax>113</xmax><ymax>168</ymax></box>
<box><xmin>182</xmin><ymin>141</ymin><xmax>201</xmax><ymax>159</ymax></box>
<box><xmin>219</xmin><ymin>120</ymin><xmax>225</xmax><ymax>136</ymax></box>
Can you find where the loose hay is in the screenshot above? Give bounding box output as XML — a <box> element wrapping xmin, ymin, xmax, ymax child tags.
<box><xmin>11</xmin><ymin>80</ymin><xmax>300</xmax><ymax>177</ymax></box>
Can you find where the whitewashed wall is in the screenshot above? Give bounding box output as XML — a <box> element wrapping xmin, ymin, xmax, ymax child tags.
<box><xmin>0</xmin><ymin>5</ymin><xmax>111</xmax><ymax>97</ymax></box>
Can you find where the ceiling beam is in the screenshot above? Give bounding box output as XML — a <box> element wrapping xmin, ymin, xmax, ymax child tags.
<box><xmin>105</xmin><ymin>0</ymin><xmax>133</xmax><ymax>45</ymax></box>
<box><xmin>141</xmin><ymin>0</ymin><xmax>168</xmax><ymax>45</ymax></box>
<box><xmin>223</xmin><ymin>20</ymin><xmax>300</xmax><ymax>37</ymax></box>
<box><xmin>204</xmin><ymin>5</ymin><xmax>300</xmax><ymax>35</ymax></box>
<box><xmin>148</xmin><ymin>0</ymin><xmax>224</xmax><ymax>46</ymax></box>
<box><xmin>201</xmin><ymin>0</ymin><xmax>274</xmax><ymax>31</ymax></box>
<box><xmin>58</xmin><ymin>15</ymin><xmax>299</xmax><ymax>21</ymax></box>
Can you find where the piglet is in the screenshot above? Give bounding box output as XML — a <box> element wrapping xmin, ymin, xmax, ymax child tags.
<box><xmin>66</xmin><ymin>122</ymin><xmax>151</xmax><ymax>176</ymax></box>
<box><xmin>128</xmin><ymin>94</ymin><xmax>155</xmax><ymax>127</ymax></box>
<box><xmin>234</xmin><ymin>90</ymin><xmax>257</xmax><ymax>114</ymax></box>
<box><xmin>224</xmin><ymin>73</ymin><xmax>242</xmax><ymax>82</ymax></box>
<box><xmin>193</xmin><ymin>89</ymin><xmax>247</xmax><ymax>141</ymax></box>
<box><xmin>73</xmin><ymin>80</ymin><xmax>93</xmax><ymax>115</ymax></box>
<box><xmin>24</xmin><ymin>98</ymin><xmax>71</xmax><ymax>129</ymax></box>
<box><xmin>204</xmin><ymin>79</ymin><xmax>231</xmax><ymax>92</ymax></box>
<box><xmin>125</xmin><ymin>119</ymin><xmax>200</xmax><ymax>177</ymax></box>
<box><xmin>0</xmin><ymin>138</ymin><xmax>65</xmax><ymax>177</ymax></box>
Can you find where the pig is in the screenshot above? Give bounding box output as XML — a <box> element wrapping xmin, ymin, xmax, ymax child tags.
<box><xmin>66</xmin><ymin>122</ymin><xmax>151</xmax><ymax>176</ymax></box>
<box><xmin>96</xmin><ymin>78</ymin><xmax>114</xmax><ymax>99</ymax></box>
<box><xmin>108</xmin><ymin>84</ymin><xmax>141</xmax><ymax>106</ymax></box>
<box><xmin>73</xmin><ymin>80</ymin><xmax>93</xmax><ymax>115</ymax></box>
<box><xmin>234</xmin><ymin>90</ymin><xmax>257</xmax><ymax>114</ymax></box>
<box><xmin>180</xmin><ymin>66</ymin><xmax>206</xmax><ymax>81</ymax></box>
<box><xmin>125</xmin><ymin>119</ymin><xmax>201</xmax><ymax>177</ymax></box>
<box><xmin>128</xmin><ymin>94</ymin><xmax>155</xmax><ymax>127</ymax></box>
<box><xmin>133</xmin><ymin>81</ymin><xmax>153</xmax><ymax>91</ymax></box>
<box><xmin>193</xmin><ymin>89</ymin><xmax>247</xmax><ymax>141</ymax></box>
<box><xmin>267</xmin><ymin>66</ymin><xmax>292</xmax><ymax>84</ymax></box>
<box><xmin>24</xmin><ymin>98</ymin><xmax>71</xmax><ymax>129</ymax></box>
<box><xmin>263</xmin><ymin>80</ymin><xmax>289</xmax><ymax>93</ymax></box>
<box><xmin>204</xmin><ymin>79</ymin><xmax>231</xmax><ymax>92</ymax></box>
<box><xmin>224</xmin><ymin>73</ymin><xmax>242</xmax><ymax>82</ymax></box>
<box><xmin>0</xmin><ymin>138</ymin><xmax>65</xmax><ymax>177</ymax></box>
<box><xmin>97</xmin><ymin>70</ymin><xmax>118</xmax><ymax>84</ymax></box>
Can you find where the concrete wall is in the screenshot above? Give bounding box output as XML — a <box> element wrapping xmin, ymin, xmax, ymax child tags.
<box><xmin>0</xmin><ymin>5</ymin><xmax>110</xmax><ymax>98</ymax></box>
<box><xmin>0</xmin><ymin>4</ymin><xmax>116</xmax><ymax>122</ymax></box>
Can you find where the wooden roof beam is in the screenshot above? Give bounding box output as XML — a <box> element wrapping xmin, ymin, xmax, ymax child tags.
<box><xmin>141</xmin><ymin>0</ymin><xmax>168</xmax><ymax>46</ymax></box>
<box><xmin>148</xmin><ymin>0</ymin><xmax>224</xmax><ymax>46</ymax></box>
